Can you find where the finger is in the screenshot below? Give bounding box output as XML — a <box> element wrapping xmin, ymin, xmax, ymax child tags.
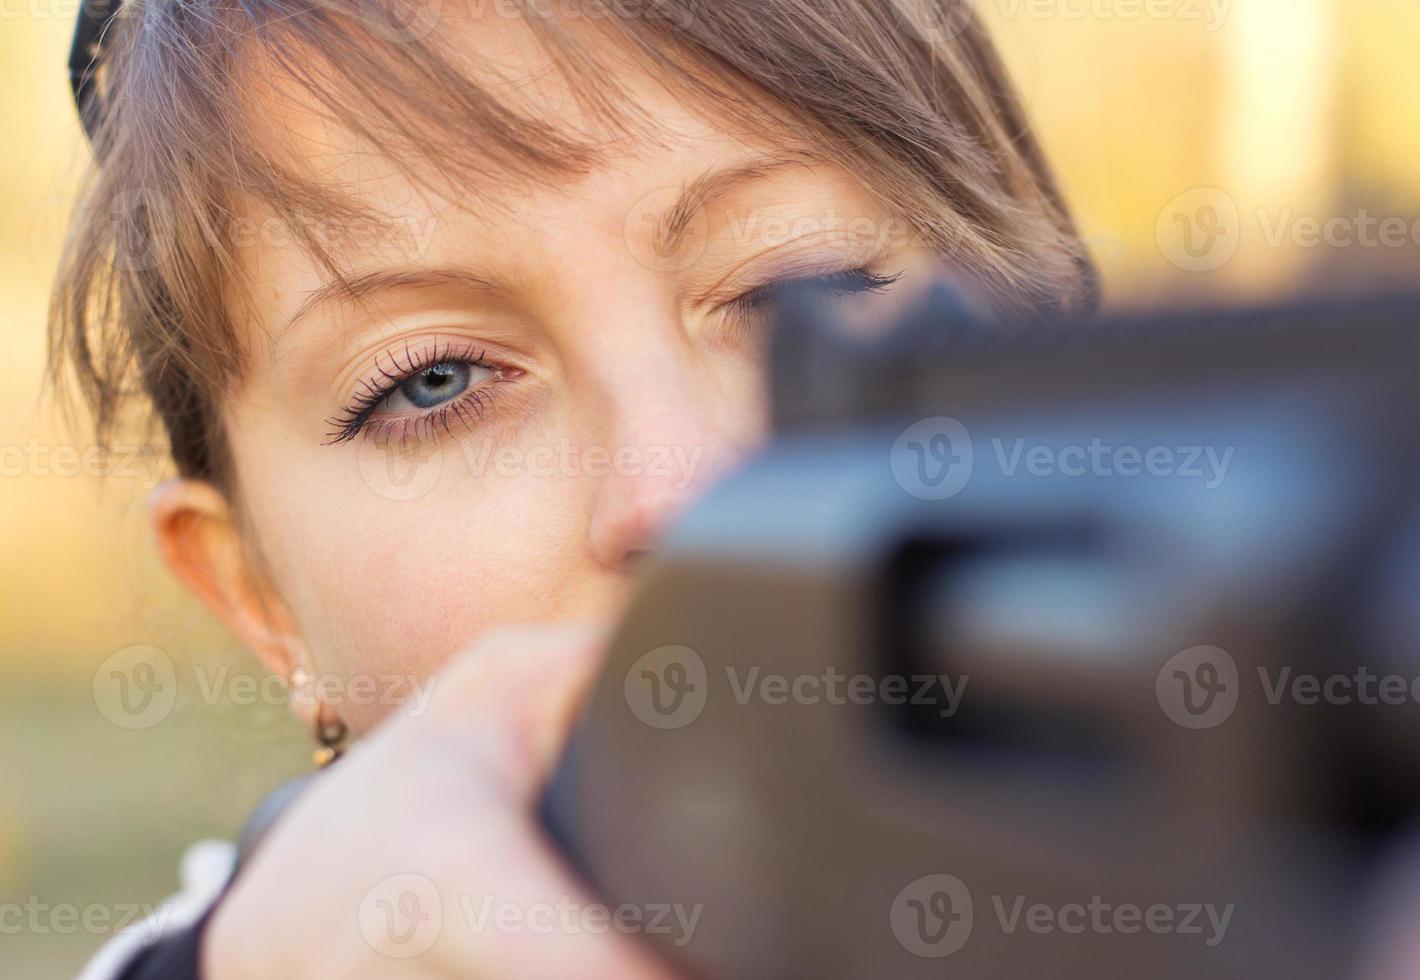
<box><xmin>364</xmin><ymin>631</ymin><xmax>689</xmax><ymax>979</ymax></box>
<box><xmin>420</xmin><ymin>621</ymin><xmax>613</xmax><ymax>800</ymax></box>
<box><xmin>420</xmin><ymin>628</ymin><xmax>690</xmax><ymax>977</ymax></box>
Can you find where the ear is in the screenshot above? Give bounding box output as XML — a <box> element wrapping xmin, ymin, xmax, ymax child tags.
<box><xmin>148</xmin><ymin>478</ymin><xmax>317</xmax><ymax>728</ymax></box>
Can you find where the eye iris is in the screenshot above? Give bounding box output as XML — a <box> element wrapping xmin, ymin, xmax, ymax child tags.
<box><xmin>400</xmin><ymin>362</ymin><xmax>472</xmax><ymax>409</ymax></box>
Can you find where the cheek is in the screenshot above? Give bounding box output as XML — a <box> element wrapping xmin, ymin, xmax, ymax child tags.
<box><xmin>236</xmin><ymin>440</ymin><xmax>600</xmax><ymax>731</ymax></box>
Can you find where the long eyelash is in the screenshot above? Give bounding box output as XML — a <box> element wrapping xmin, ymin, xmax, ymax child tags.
<box><xmin>731</xmin><ymin>266</ymin><xmax>905</xmax><ymax>315</ymax></box>
<box><xmin>324</xmin><ymin>270</ymin><xmax>897</xmax><ymax>446</ymax></box>
<box><xmin>323</xmin><ymin>339</ymin><xmax>503</xmax><ymax>447</ymax></box>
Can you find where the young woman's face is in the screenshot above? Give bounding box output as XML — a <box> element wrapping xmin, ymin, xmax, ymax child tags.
<box><xmin>216</xmin><ymin>12</ymin><xmax>945</xmax><ymax>732</ymax></box>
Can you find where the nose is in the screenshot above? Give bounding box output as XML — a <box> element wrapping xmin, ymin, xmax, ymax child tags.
<box><xmin>584</xmin><ymin>362</ymin><xmax>748</xmax><ymax>571</ymax></box>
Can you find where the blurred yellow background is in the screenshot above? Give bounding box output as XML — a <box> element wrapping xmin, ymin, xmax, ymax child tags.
<box><xmin>3</xmin><ymin>1</ymin><xmax>1419</xmax><ymax>975</ymax></box>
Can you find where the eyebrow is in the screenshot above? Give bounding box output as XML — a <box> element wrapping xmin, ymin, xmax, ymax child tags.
<box><xmin>653</xmin><ymin>153</ymin><xmax>814</xmax><ymax>257</ymax></box>
<box><xmin>280</xmin><ymin>153</ymin><xmax>814</xmax><ymax>333</ymax></box>
<box><xmin>281</xmin><ymin>267</ymin><xmax>505</xmax><ymax>335</ymax></box>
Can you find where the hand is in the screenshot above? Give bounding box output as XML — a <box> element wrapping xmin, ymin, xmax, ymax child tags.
<box><xmin>202</xmin><ymin>623</ymin><xmax>683</xmax><ymax>980</ymax></box>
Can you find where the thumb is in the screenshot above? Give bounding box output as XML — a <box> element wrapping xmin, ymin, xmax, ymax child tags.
<box><xmin>419</xmin><ymin>621</ymin><xmax>612</xmax><ymax>802</ymax></box>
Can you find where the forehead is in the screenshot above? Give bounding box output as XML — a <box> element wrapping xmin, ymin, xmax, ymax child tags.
<box><xmin>225</xmin><ymin>5</ymin><xmax>843</xmax><ymax>353</ymax></box>
<box><xmin>228</xmin><ymin>5</ymin><xmax>806</xmax><ymax>308</ymax></box>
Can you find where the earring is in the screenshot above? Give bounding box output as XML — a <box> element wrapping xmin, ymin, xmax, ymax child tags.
<box><xmin>289</xmin><ymin>666</ymin><xmax>311</xmax><ymax>692</ymax></box>
<box><xmin>312</xmin><ymin>705</ymin><xmax>348</xmax><ymax>768</ymax></box>
<box><xmin>289</xmin><ymin>667</ymin><xmax>347</xmax><ymax>767</ymax></box>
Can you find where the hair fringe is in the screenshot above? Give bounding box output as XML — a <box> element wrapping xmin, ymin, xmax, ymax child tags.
<box><xmin>49</xmin><ymin>0</ymin><xmax>1098</xmax><ymax>491</ymax></box>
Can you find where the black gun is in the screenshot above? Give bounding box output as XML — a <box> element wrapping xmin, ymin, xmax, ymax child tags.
<box><xmin>544</xmin><ymin>285</ymin><xmax>1420</xmax><ymax>980</ymax></box>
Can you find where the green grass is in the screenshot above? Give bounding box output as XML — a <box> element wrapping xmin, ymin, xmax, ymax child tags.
<box><xmin>0</xmin><ymin>668</ymin><xmax>310</xmax><ymax>978</ymax></box>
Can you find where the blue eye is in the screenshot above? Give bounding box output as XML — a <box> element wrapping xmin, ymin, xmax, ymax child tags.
<box><xmin>393</xmin><ymin>362</ymin><xmax>473</xmax><ymax>410</ymax></box>
<box><xmin>323</xmin><ymin>343</ymin><xmax>503</xmax><ymax>446</ymax></box>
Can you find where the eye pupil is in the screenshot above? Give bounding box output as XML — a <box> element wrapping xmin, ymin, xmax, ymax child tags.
<box><xmin>399</xmin><ymin>361</ymin><xmax>472</xmax><ymax>409</ymax></box>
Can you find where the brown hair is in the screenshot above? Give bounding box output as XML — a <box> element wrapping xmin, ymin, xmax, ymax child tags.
<box><xmin>50</xmin><ymin>0</ymin><xmax>1097</xmax><ymax>493</ymax></box>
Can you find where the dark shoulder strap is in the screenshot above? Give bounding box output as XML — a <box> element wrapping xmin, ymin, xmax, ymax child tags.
<box><xmin>111</xmin><ymin>774</ymin><xmax>321</xmax><ymax>980</ymax></box>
